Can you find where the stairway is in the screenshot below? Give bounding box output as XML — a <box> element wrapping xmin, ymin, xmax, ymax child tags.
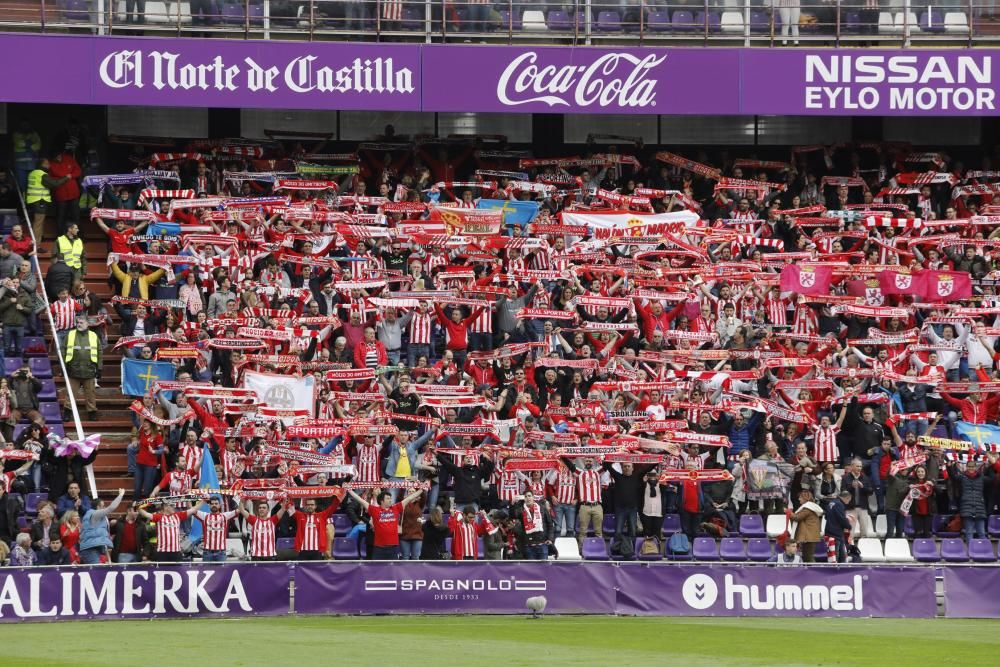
<box><xmin>38</xmin><ymin>222</ymin><xmax>136</xmax><ymax>500</ymax></box>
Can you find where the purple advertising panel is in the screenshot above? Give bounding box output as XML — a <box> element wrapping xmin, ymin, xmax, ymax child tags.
<box><xmin>742</xmin><ymin>49</ymin><xmax>999</xmax><ymax>116</ymax></box>
<box><xmin>615</xmin><ymin>565</ymin><xmax>936</xmax><ymax>617</ymax></box>
<box><xmin>942</xmin><ymin>567</ymin><xmax>1000</xmax><ymax>618</ymax></box>
<box><xmin>0</xmin><ymin>34</ymin><xmax>422</xmax><ymax>110</ymax></box>
<box><xmin>0</xmin><ymin>563</ymin><xmax>288</xmax><ymax>622</ymax></box>
<box><xmin>294</xmin><ymin>561</ymin><xmax>617</xmax><ymax>615</ymax></box>
<box><xmin>421</xmin><ymin>45</ymin><xmax>741</xmax><ymax>115</ymax></box>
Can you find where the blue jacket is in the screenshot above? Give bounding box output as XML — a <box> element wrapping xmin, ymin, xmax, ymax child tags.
<box><xmin>56</xmin><ymin>493</ymin><xmax>92</xmax><ymax>518</ymax></box>
<box><xmin>385</xmin><ymin>430</ymin><xmax>434</xmax><ymax>478</ymax></box>
<box><xmin>727</xmin><ymin>412</ymin><xmax>763</xmax><ymax>455</ymax></box>
<box><xmin>78</xmin><ymin>491</ymin><xmax>124</xmax><ymax>551</ymax></box>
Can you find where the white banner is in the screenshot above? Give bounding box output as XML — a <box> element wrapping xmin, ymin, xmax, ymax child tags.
<box><xmin>243</xmin><ymin>370</ymin><xmax>316</xmax><ymax>425</ymax></box>
<box><xmin>561</xmin><ymin>210</ymin><xmax>702</xmax><ymax>239</ymax></box>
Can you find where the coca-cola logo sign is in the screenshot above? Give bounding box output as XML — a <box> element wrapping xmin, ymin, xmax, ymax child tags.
<box><xmin>496</xmin><ymin>51</ymin><xmax>665</xmax><ymax>109</ymax></box>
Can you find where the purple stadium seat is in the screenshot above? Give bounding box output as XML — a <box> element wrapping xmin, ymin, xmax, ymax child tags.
<box><xmin>661</xmin><ymin>514</ymin><xmax>681</xmax><ymax>536</ymax></box>
<box><xmin>38</xmin><ymin>379</ymin><xmax>57</xmax><ymax>402</ymax></box>
<box><xmin>595</xmin><ymin>11</ymin><xmax>622</xmax><ymax>32</ymax></box>
<box><xmin>646</xmin><ymin>11</ymin><xmax>670</xmax><ymax>31</ymax></box>
<box><xmin>16</xmin><ymin>515</ymin><xmax>29</xmax><ymax>531</ymax></box>
<box><xmin>62</xmin><ymin>0</ymin><xmax>89</xmax><ymax>21</ymax></box>
<box><xmin>921</xmin><ymin>10</ymin><xmax>945</xmax><ymax>32</ymax></box>
<box><xmin>969</xmin><ymin>538</ymin><xmax>996</xmax><ymax>562</ymax></box>
<box><xmin>28</xmin><ymin>357</ymin><xmax>53</xmax><ymax>379</ymax></box>
<box><xmin>934</xmin><ymin>514</ymin><xmax>961</xmax><ymax>538</ymax></box>
<box><xmin>3</xmin><ymin>358</ymin><xmax>22</xmax><ymax>376</ymax></box>
<box><xmin>333</xmin><ymin>537</ymin><xmax>360</xmax><ymax>559</ymax></box>
<box><xmin>746</xmin><ymin>538</ymin><xmax>773</xmax><ymax>562</ymax></box>
<box><xmin>720</xmin><ymin>537</ymin><xmax>746</xmax><ymax>561</ymax></box>
<box><xmin>454</xmin><ymin>8</ymin><xmax>469</xmax><ymax>30</ymax></box>
<box><xmin>581</xmin><ymin>537</ymin><xmax>610</xmax><ymax>561</ymax></box>
<box><xmin>248</xmin><ymin>1</ymin><xmax>264</xmax><ymax>27</ymax></box>
<box><xmin>903</xmin><ymin>514</ymin><xmax>915</xmax><ymax>537</ymax></box>
<box><xmin>498</xmin><ymin>10</ymin><xmax>523</xmax><ymax>31</ymax></box>
<box><xmin>672</xmin><ymin>10</ymin><xmax>698</xmax><ymax>32</ymax></box>
<box><xmin>276</xmin><ymin>537</ymin><xmax>296</xmax><ymax>553</ymax></box>
<box><xmin>749</xmin><ymin>10</ymin><xmax>771</xmax><ymax>33</ymax></box>
<box><xmin>912</xmin><ymin>538</ymin><xmax>940</xmax><ymax>562</ymax></box>
<box><xmin>40</xmin><ymin>402</ymin><xmax>63</xmax><ymax>424</ymax></box>
<box><xmin>693</xmin><ymin>537</ymin><xmax>720</xmax><ymax>561</ymax></box>
<box><xmin>696</xmin><ymin>11</ymin><xmax>721</xmax><ymax>32</ymax></box>
<box><xmin>26</xmin><ymin>492</ymin><xmax>46</xmax><ymax>515</ymax></box>
<box><xmin>635</xmin><ymin>538</ymin><xmax>662</xmax><ymax>560</ymax></box>
<box><xmin>331</xmin><ymin>513</ymin><xmax>352</xmax><ymax>534</ymax></box>
<box><xmin>739</xmin><ymin>514</ymin><xmax>766</xmax><ymax>537</ymax></box>
<box><xmin>843</xmin><ymin>10</ymin><xmax>862</xmax><ymax>33</ymax></box>
<box><xmin>989</xmin><ymin>515</ymin><xmax>1000</xmax><ymax>537</ymax></box>
<box><xmin>219</xmin><ymin>1</ymin><xmax>245</xmax><ymax>24</ymax></box>
<box><xmin>547</xmin><ymin>10</ymin><xmax>572</xmax><ymax>30</ymax></box>
<box><xmin>401</xmin><ymin>7</ymin><xmax>422</xmax><ymax>30</ymax></box>
<box><xmin>602</xmin><ymin>513</ymin><xmax>616</xmax><ymax>535</ymax></box>
<box><xmin>940</xmin><ymin>538</ymin><xmax>969</xmax><ymax>562</ymax></box>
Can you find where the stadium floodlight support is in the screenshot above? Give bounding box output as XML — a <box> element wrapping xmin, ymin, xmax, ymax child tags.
<box><xmin>10</xmin><ymin>170</ymin><xmax>95</xmax><ymax>499</ymax></box>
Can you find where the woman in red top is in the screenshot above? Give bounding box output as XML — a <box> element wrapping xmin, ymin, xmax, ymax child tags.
<box><xmin>59</xmin><ymin>510</ymin><xmax>82</xmax><ymax>563</ymax></box>
<box><xmin>433</xmin><ymin>303</ymin><xmax>485</xmax><ymax>369</ymax></box>
<box><xmin>134</xmin><ymin>420</ymin><xmax>164</xmax><ymax>501</ymax></box>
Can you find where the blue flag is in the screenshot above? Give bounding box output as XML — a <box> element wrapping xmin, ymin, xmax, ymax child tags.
<box><xmin>477</xmin><ymin>199</ymin><xmax>540</xmax><ymax>228</ymax></box>
<box><xmin>955</xmin><ymin>421</ymin><xmax>1000</xmax><ymax>450</ymax></box>
<box><xmin>188</xmin><ymin>442</ymin><xmax>221</xmax><ymax>544</ymax></box>
<box><xmin>121</xmin><ymin>359</ymin><xmax>175</xmax><ymax>396</ymax></box>
<box><xmin>148</xmin><ymin>221</ymin><xmax>181</xmax><ymax>237</ymax></box>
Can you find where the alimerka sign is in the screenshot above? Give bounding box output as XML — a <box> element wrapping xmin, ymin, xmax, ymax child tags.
<box><xmin>0</xmin><ymin>34</ymin><xmax>998</xmax><ymax>115</ymax></box>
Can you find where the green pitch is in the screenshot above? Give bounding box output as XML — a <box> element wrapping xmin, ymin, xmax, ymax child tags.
<box><xmin>5</xmin><ymin>616</ymin><xmax>997</xmax><ymax>666</ymax></box>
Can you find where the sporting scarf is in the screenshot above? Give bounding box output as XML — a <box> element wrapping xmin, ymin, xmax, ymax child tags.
<box><xmin>295</xmin><ymin>162</ymin><xmax>359</xmax><ymax>176</ymax></box>
<box><xmin>900</xmin><ymin>480</ymin><xmax>935</xmax><ymax>517</ymax></box>
<box><xmin>274</xmin><ymin>179</ymin><xmax>339</xmax><ymax>191</ymax></box>
<box><xmin>721</xmin><ymin>392</ymin><xmax>811</xmax><ymax>424</ymax></box>
<box><xmin>90</xmin><ymin>208</ymin><xmax>157</xmax><ymax>222</ymax></box>
<box><xmin>110</xmin><ymin>252</ymin><xmax>192</xmax><ymax>267</ymax></box>
<box><xmin>657</xmin><ymin>468</ymin><xmax>734</xmax><ymax>483</ymax></box>
<box><xmin>513</xmin><ymin>304</ymin><xmax>566</xmax><ymax>319</ymax></box>
<box><xmin>918</xmin><ymin>435</ymin><xmax>975</xmax><ymax>451</ymax></box>
<box><xmin>903</xmin><ymin>152</ymin><xmax>946</xmax><ymax>169</ymax></box>
<box><xmin>525</xmin><ymin>432</ymin><xmax>580</xmax><ymax>446</ymax></box>
<box><xmin>655</xmin><ymin>152</ymin><xmax>722</xmax><ymax>180</ymax></box>
<box><xmin>442</xmin><ymin>424</ymin><xmax>501</xmax><ymax>438</ymax></box>
<box><xmin>633</xmin><ymin>188</ymin><xmax>702</xmax><ymax>211</ymax></box>
<box><xmin>325</xmin><ymin>368</ymin><xmax>376</xmax><ymax>383</ymax></box>
<box><xmin>345</xmin><ymin>480</ymin><xmax>430</xmax><ymax>490</ymax></box>
<box><xmin>157</xmin><ymin>346</ymin><xmax>201</xmax><ymax>360</ymax></box>
<box><xmin>889</xmin><ymin>453</ymin><xmax>928</xmax><ymax>477</ymax></box>
<box><xmin>865</xmin><ymin>216</ymin><xmax>923</xmax><ymax>229</ymax></box>
<box><xmin>185</xmin><ymin>386</ymin><xmax>257</xmax><ymax>400</ymax></box>
<box><xmin>138</xmin><ymin>189</ymin><xmax>195</xmax><ymax>208</ymax></box>
<box><xmin>533</xmin><ymin>357</ymin><xmax>599</xmax><ymax>370</ymax></box>
<box><xmin>147</xmin><ymin>152</ymin><xmax>205</xmax><ymax>165</ymax></box>
<box><xmin>111</xmin><ymin>296</ymin><xmax>184</xmax><ymax>311</ymax></box>
<box><xmin>0</xmin><ymin>450</ymin><xmax>38</xmax><ymax>461</ymax></box>
<box><xmin>113</xmin><ymin>333</ymin><xmax>177</xmax><ymax>350</ymax></box>
<box><xmin>348</xmin><ymin>424</ymin><xmax>399</xmax><ymax>437</ymax></box>
<box><xmin>715</xmin><ymin>178</ymin><xmax>785</xmax><ymax>194</ymax></box>
<box><xmin>832</xmin><ymin>304</ymin><xmax>913</xmax><ymax>319</ymax></box>
<box><xmin>503</xmin><ymin>459</ymin><xmax>558</xmax><ymax>472</ymax></box>
<box><xmin>475</xmin><ymin>169</ymin><xmax>530</xmax><ymax>181</ymax></box>
<box><xmin>830</xmin><ymin>392</ymin><xmax>890</xmax><ymax>406</ymax></box>
<box><xmin>821</xmin><ymin>176</ymin><xmax>868</xmax><ymax>189</ymax></box>
<box><xmin>521</xmin><ymin>502</ymin><xmax>544</xmax><ymax>533</ymax></box>
<box><xmin>260</xmin><ymin>444</ymin><xmax>342</xmax><ymax>466</ymax></box>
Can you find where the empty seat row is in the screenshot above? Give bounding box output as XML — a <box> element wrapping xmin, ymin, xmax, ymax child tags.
<box><xmin>878</xmin><ymin>11</ymin><xmax>969</xmax><ymax>33</ymax></box>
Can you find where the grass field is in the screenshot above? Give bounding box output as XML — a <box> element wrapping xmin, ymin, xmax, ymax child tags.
<box><xmin>4</xmin><ymin>616</ymin><xmax>998</xmax><ymax>666</ymax></box>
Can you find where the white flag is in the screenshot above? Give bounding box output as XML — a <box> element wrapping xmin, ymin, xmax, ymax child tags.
<box><xmin>243</xmin><ymin>370</ymin><xmax>316</xmax><ymax>425</ymax></box>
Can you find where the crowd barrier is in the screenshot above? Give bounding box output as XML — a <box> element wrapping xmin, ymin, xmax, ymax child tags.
<box><xmin>2</xmin><ymin>562</ymin><xmax>998</xmax><ymax>622</ymax></box>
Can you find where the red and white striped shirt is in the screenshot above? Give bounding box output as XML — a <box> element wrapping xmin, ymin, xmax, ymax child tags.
<box><xmin>577</xmin><ymin>469</ymin><xmax>602</xmax><ymax>503</ymax></box>
<box><xmin>355</xmin><ymin>442</ymin><xmax>381</xmax><ymax>482</ymax></box>
<box><xmin>497</xmin><ymin>470</ymin><xmax>521</xmax><ymax>502</ymax></box>
<box><xmin>765</xmin><ymin>295</ymin><xmax>788</xmax><ymax>326</ymax></box>
<box><xmin>221</xmin><ymin>448</ymin><xmax>243</xmax><ymax>486</ymax></box>
<box><xmin>469</xmin><ymin>302</ymin><xmax>492</xmax><ymax>334</ymax></box>
<box><xmin>178</xmin><ymin>443</ymin><xmax>203</xmax><ymax>476</ymax></box>
<box><xmin>51</xmin><ymin>298</ymin><xmax>82</xmax><ymax>331</ymax></box>
<box><xmin>196</xmin><ymin>509</ymin><xmax>237</xmax><ymax>551</ymax></box>
<box><xmin>152</xmin><ymin>512</ymin><xmax>184</xmax><ymax>553</ymax></box>
<box><xmin>792</xmin><ymin>305</ymin><xmax>818</xmax><ymax>335</ymax></box>
<box><xmin>408</xmin><ymin>309</ymin><xmax>435</xmax><ymax>345</ymax></box>
<box><xmin>813</xmin><ymin>425</ymin><xmax>840</xmax><ymax>463</ymax></box>
<box><xmin>382</xmin><ymin>0</ymin><xmax>402</xmax><ymax>20</ymax></box>
<box><xmin>291</xmin><ymin>501</ymin><xmax>339</xmax><ymax>552</ymax></box>
<box><xmin>247</xmin><ymin>514</ymin><xmax>279</xmax><ymax>558</ymax></box>
<box><xmin>549</xmin><ymin>469</ymin><xmax>578</xmax><ymax>505</ymax></box>
<box><xmin>157</xmin><ymin>470</ymin><xmax>193</xmax><ymax>497</ymax></box>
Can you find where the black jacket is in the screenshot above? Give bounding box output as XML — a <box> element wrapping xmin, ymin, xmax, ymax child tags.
<box><xmin>437</xmin><ymin>454</ymin><xmax>494</xmax><ymax>505</ymax></box>
<box><xmin>111</xmin><ymin>517</ymin><xmax>150</xmax><ymax>561</ymax></box>
<box><xmin>824</xmin><ymin>499</ymin><xmax>851</xmax><ymax>537</ymax></box>
<box><xmin>603</xmin><ymin>462</ymin><xmax>652</xmax><ymax>510</ymax></box>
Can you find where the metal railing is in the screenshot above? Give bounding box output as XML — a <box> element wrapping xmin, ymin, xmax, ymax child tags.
<box><xmin>10</xmin><ymin>170</ymin><xmax>94</xmax><ymax>498</ymax></box>
<box><xmin>10</xmin><ymin>0</ymin><xmax>1000</xmax><ymax>46</ymax></box>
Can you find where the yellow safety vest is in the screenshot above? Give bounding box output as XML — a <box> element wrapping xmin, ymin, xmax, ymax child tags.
<box><xmin>57</xmin><ymin>236</ymin><xmax>84</xmax><ymax>270</ymax></box>
<box><xmin>25</xmin><ymin>169</ymin><xmax>50</xmax><ymax>204</ymax></box>
<box><xmin>65</xmin><ymin>329</ymin><xmax>99</xmax><ymax>364</ymax></box>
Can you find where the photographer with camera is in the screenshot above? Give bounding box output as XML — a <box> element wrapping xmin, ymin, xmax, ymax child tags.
<box><xmin>9</xmin><ymin>362</ymin><xmax>43</xmax><ymax>428</ymax></box>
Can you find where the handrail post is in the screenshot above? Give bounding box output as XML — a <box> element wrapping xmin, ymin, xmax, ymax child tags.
<box><xmin>264</xmin><ymin>0</ymin><xmax>271</xmax><ymax>39</ymax></box>
<box><xmin>639</xmin><ymin>0</ymin><xmax>645</xmax><ymax>45</ymax></box>
<box><xmin>835</xmin><ymin>0</ymin><xmax>841</xmax><ymax>46</ymax></box>
<box><xmin>244</xmin><ymin>0</ymin><xmax>250</xmax><ymax>38</ymax></box>
<box><xmin>744</xmin><ymin>0</ymin><xmax>750</xmax><ymax>46</ymax></box>
<box><xmin>704</xmin><ymin>0</ymin><xmax>709</xmax><ymax>44</ymax></box>
<box><xmin>509</xmin><ymin>0</ymin><xmax>514</xmax><ymax>45</ymax></box>
<box><xmin>10</xmin><ymin>169</ymin><xmax>93</xmax><ymax>498</ymax></box>
<box><xmin>377</xmin><ymin>0</ymin><xmax>382</xmax><ymax>40</ymax></box>
<box><xmin>40</xmin><ymin>0</ymin><xmax>46</xmax><ymax>32</ymax></box>
<box><xmin>310</xmin><ymin>0</ymin><xmax>315</xmax><ymax>39</ymax></box>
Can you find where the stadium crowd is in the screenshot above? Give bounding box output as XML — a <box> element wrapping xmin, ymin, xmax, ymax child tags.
<box><xmin>3</xmin><ymin>128</ymin><xmax>1000</xmax><ymax>566</ymax></box>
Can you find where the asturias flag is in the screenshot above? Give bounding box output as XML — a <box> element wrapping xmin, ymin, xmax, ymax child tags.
<box><xmin>121</xmin><ymin>358</ymin><xmax>175</xmax><ymax>396</ymax></box>
<box><xmin>477</xmin><ymin>199</ymin><xmax>540</xmax><ymax>227</ymax></box>
<box><xmin>955</xmin><ymin>421</ymin><xmax>1000</xmax><ymax>450</ymax></box>
<box><xmin>188</xmin><ymin>442</ymin><xmax>221</xmax><ymax>544</ymax></box>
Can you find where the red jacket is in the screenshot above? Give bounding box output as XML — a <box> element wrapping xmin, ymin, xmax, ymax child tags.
<box><xmin>353</xmin><ymin>340</ymin><xmax>388</xmax><ymax>369</ymax></box>
<box><xmin>187</xmin><ymin>398</ymin><xmax>227</xmax><ymax>447</ymax></box>
<box><xmin>434</xmin><ymin>305</ymin><xmax>484</xmax><ymax>351</ymax></box>
<box><xmin>941</xmin><ymin>393</ymin><xmax>1000</xmax><ymax>424</ymax></box>
<box><xmin>48</xmin><ymin>153</ymin><xmax>82</xmax><ymax>202</ymax></box>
